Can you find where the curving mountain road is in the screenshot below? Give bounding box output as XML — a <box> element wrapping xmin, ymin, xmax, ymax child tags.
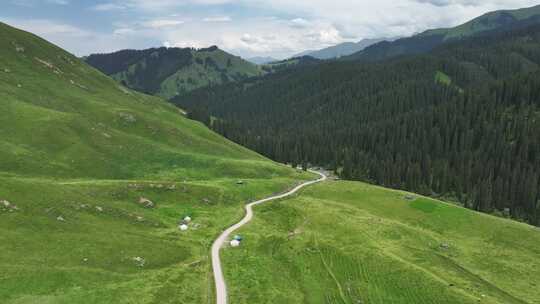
<box><xmin>211</xmin><ymin>170</ymin><xmax>327</xmax><ymax>304</ymax></box>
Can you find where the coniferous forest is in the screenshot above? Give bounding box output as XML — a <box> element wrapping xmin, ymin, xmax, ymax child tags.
<box><xmin>177</xmin><ymin>25</ymin><xmax>540</xmax><ymax>226</ymax></box>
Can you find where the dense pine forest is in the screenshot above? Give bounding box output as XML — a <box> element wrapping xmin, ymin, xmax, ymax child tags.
<box><xmin>177</xmin><ymin>25</ymin><xmax>540</xmax><ymax>226</ymax></box>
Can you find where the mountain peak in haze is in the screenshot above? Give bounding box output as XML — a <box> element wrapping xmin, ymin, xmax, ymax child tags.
<box><xmin>294</xmin><ymin>38</ymin><xmax>394</xmax><ymax>60</ymax></box>
<box><xmin>247</xmin><ymin>56</ymin><xmax>279</xmax><ymax>65</ymax></box>
<box><xmin>345</xmin><ymin>4</ymin><xmax>540</xmax><ymax>61</ymax></box>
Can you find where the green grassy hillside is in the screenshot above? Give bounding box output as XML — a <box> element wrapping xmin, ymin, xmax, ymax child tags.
<box><xmin>423</xmin><ymin>4</ymin><xmax>540</xmax><ymax>40</ymax></box>
<box><xmin>345</xmin><ymin>4</ymin><xmax>540</xmax><ymax>62</ymax></box>
<box><xmin>223</xmin><ymin>180</ymin><xmax>540</xmax><ymax>303</ymax></box>
<box><xmin>0</xmin><ymin>21</ymin><xmax>310</xmax><ymax>304</ymax></box>
<box><xmin>86</xmin><ymin>46</ymin><xmax>263</xmax><ymax>99</ymax></box>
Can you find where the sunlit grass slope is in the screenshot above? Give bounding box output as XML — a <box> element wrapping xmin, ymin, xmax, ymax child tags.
<box><xmin>0</xmin><ymin>22</ymin><xmax>310</xmax><ymax>303</ymax></box>
<box><xmin>223</xmin><ymin>180</ymin><xmax>540</xmax><ymax>304</ymax></box>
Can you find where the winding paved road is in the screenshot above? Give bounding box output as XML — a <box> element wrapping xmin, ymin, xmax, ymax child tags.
<box><xmin>211</xmin><ymin>170</ymin><xmax>327</xmax><ymax>304</ymax></box>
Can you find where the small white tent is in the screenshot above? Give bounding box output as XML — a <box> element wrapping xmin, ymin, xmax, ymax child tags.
<box><xmin>230</xmin><ymin>239</ymin><xmax>240</xmax><ymax>247</ymax></box>
<box><xmin>179</xmin><ymin>224</ymin><xmax>188</xmax><ymax>231</ymax></box>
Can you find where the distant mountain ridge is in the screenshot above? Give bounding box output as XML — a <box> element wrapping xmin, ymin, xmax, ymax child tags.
<box><xmin>85</xmin><ymin>46</ymin><xmax>262</xmax><ymax>99</ymax></box>
<box><xmin>294</xmin><ymin>38</ymin><xmax>391</xmax><ymax>59</ymax></box>
<box><xmin>346</xmin><ymin>4</ymin><xmax>540</xmax><ymax>61</ymax></box>
<box><xmin>247</xmin><ymin>56</ymin><xmax>278</xmax><ymax>65</ymax></box>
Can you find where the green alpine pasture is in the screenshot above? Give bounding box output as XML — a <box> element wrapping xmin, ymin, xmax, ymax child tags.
<box><xmin>87</xmin><ymin>46</ymin><xmax>263</xmax><ymax>100</ymax></box>
<box><xmin>0</xmin><ymin>21</ymin><xmax>311</xmax><ymax>304</ymax></box>
<box><xmin>422</xmin><ymin>4</ymin><xmax>540</xmax><ymax>40</ymax></box>
<box><xmin>156</xmin><ymin>48</ymin><xmax>263</xmax><ymax>99</ymax></box>
<box><xmin>223</xmin><ymin>180</ymin><xmax>540</xmax><ymax>304</ymax></box>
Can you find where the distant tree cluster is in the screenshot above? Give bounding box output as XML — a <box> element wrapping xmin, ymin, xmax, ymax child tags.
<box><xmin>178</xmin><ymin>25</ymin><xmax>540</xmax><ymax>226</ymax></box>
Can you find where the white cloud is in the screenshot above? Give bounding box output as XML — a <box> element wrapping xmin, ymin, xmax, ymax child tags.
<box><xmin>140</xmin><ymin>19</ymin><xmax>184</xmax><ymax>28</ymax></box>
<box><xmin>203</xmin><ymin>16</ymin><xmax>232</xmax><ymax>22</ymax></box>
<box><xmin>47</xmin><ymin>0</ymin><xmax>69</xmax><ymax>4</ymax></box>
<box><xmin>92</xmin><ymin>3</ymin><xmax>127</xmax><ymax>11</ymax></box>
<box><xmin>113</xmin><ymin>28</ymin><xmax>136</xmax><ymax>35</ymax></box>
<box><xmin>290</xmin><ymin>18</ymin><xmax>311</xmax><ymax>29</ymax></box>
<box><xmin>7</xmin><ymin>19</ymin><xmax>90</xmax><ymax>37</ymax></box>
<box><xmin>6</xmin><ymin>0</ymin><xmax>540</xmax><ymax>59</ymax></box>
<box><xmin>2</xmin><ymin>18</ymin><xmax>160</xmax><ymax>56</ymax></box>
<box><xmin>11</xmin><ymin>0</ymin><xmax>69</xmax><ymax>6</ymax></box>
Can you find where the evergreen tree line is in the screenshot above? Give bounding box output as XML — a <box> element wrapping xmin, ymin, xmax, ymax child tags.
<box><xmin>177</xmin><ymin>25</ymin><xmax>540</xmax><ymax>225</ymax></box>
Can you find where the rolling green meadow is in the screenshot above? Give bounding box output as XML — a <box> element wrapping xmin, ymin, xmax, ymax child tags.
<box><xmin>2</xmin><ymin>10</ymin><xmax>540</xmax><ymax>304</ymax></box>
<box><xmin>0</xmin><ymin>22</ymin><xmax>311</xmax><ymax>303</ymax></box>
<box><xmin>85</xmin><ymin>46</ymin><xmax>263</xmax><ymax>100</ymax></box>
<box><xmin>222</xmin><ymin>180</ymin><xmax>540</xmax><ymax>304</ymax></box>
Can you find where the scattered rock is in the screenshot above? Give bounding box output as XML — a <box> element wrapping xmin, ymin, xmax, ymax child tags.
<box><xmin>118</xmin><ymin>85</ymin><xmax>131</xmax><ymax>95</ymax></box>
<box><xmin>102</xmin><ymin>132</ymin><xmax>112</xmax><ymax>138</ymax></box>
<box><xmin>83</xmin><ymin>258</ymin><xmax>88</xmax><ymax>262</ymax></box>
<box><xmin>404</xmin><ymin>194</ymin><xmax>416</xmax><ymax>201</ymax></box>
<box><xmin>2</xmin><ymin>200</ymin><xmax>20</xmax><ymax>212</ymax></box>
<box><xmin>3</xmin><ymin>68</ymin><xmax>10</xmax><ymax>73</ymax></box>
<box><xmin>136</xmin><ymin>216</ymin><xmax>144</xmax><ymax>222</ymax></box>
<box><xmin>440</xmin><ymin>243</ymin><xmax>450</xmax><ymax>250</ymax></box>
<box><xmin>167</xmin><ymin>184</ymin><xmax>176</xmax><ymax>190</ymax></box>
<box><xmin>58</xmin><ymin>55</ymin><xmax>76</xmax><ymax>66</ymax></box>
<box><xmin>76</xmin><ymin>83</ymin><xmax>89</xmax><ymax>90</ymax></box>
<box><xmin>202</xmin><ymin>198</ymin><xmax>211</xmax><ymax>204</ymax></box>
<box><xmin>57</xmin><ymin>216</ymin><xmax>65</xmax><ymax>222</ymax></box>
<box><xmin>34</xmin><ymin>57</ymin><xmax>63</xmax><ymax>74</ymax></box>
<box><xmin>288</xmin><ymin>229</ymin><xmax>302</xmax><ymax>239</ymax></box>
<box><xmin>17</xmin><ymin>84</ymin><xmax>22</xmax><ymax>88</ymax></box>
<box><xmin>132</xmin><ymin>256</ymin><xmax>145</xmax><ymax>267</ymax></box>
<box><xmin>236</xmin><ymin>180</ymin><xmax>245</xmax><ymax>185</ymax></box>
<box><xmin>138</xmin><ymin>197</ymin><xmax>155</xmax><ymax>208</ymax></box>
<box><xmin>14</xmin><ymin>44</ymin><xmax>25</xmax><ymax>53</ymax></box>
<box><xmin>95</xmin><ymin>206</ymin><xmax>103</xmax><ymax>212</ymax></box>
<box><xmin>118</xmin><ymin>112</ymin><xmax>137</xmax><ymax>123</ymax></box>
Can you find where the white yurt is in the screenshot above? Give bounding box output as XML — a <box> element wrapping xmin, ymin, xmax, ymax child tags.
<box><xmin>179</xmin><ymin>224</ymin><xmax>189</xmax><ymax>231</ymax></box>
<box><xmin>183</xmin><ymin>216</ymin><xmax>192</xmax><ymax>223</ymax></box>
<box><xmin>230</xmin><ymin>239</ymin><xmax>240</xmax><ymax>247</ymax></box>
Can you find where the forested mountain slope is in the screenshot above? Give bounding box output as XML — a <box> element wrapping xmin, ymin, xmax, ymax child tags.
<box><xmin>345</xmin><ymin>4</ymin><xmax>540</xmax><ymax>61</ymax></box>
<box><xmin>178</xmin><ymin>24</ymin><xmax>540</xmax><ymax>226</ymax></box>
<box><xmin>0</xmin><ymin>21</ymin><xmax>308</xmax><ymax>303</ymax></box>
<box><xmin>85</xmin><ymin>46</ymin><xmax>262</xmax><ymax>99</ymax></box>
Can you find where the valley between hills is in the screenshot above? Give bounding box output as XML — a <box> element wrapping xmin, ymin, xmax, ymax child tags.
<box><xmin>1</xmin><ymin>3</ymin><xmax>540</xmax><ymax>304</ymax></box>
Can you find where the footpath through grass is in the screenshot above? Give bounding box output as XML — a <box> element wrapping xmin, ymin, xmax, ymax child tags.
<box><xmin>222</xmin><ymin>180</ymin><xmax>540</xmax><ymax>304</ymax></box>
<box><xmin>0</xmin><ymin>21</ymin><xmax>313</xmax><ymax>303</ymax></box>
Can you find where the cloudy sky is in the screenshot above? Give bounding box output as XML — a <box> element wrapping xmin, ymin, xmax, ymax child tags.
<box><xmin>2</xmin><ymin>0</ymin><xmax>539</xmax><ymax>59</ymax></box>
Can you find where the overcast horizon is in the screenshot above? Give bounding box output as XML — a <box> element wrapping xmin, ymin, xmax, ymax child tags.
<box><xmin>2</xmin><ymin>0</ymin><xmax>539</xmax><ymax>59</ymax></box>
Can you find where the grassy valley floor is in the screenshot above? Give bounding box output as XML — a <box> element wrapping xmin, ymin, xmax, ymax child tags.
<box><xmin>222</xmin><ymin>180</ymin><xmax>540</xmax><ymax>304</ymax></box>
<box><xmin>0</xmin><ymin>21</ymin><xmax>312</xmax><ymax>303</ymax></box>
<box><xmin>0</xmin><ymin>171</ymin><xmax>311</xmax><ymax>304</ymax></box>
